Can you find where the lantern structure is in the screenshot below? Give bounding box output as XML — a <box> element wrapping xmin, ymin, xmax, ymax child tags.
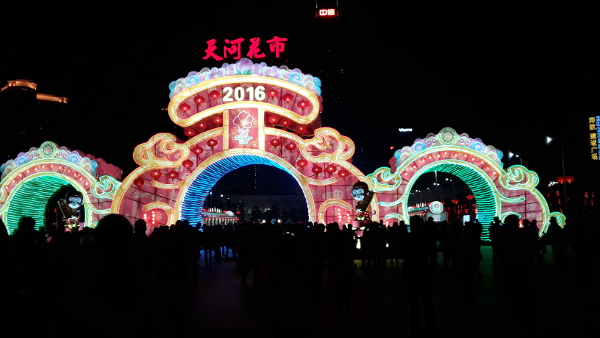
<box><xmin>207</xmin><ymin>139</ymin><xmax>218</xmax><ymax>147</ymax></box>
<box><xmin>192</xmin><ymin>146</ymin><xmax>204</xmax><ymax>155</ymax></box>
<box><xmin>133</xmin><ymin>178</ymin><xmax>145</xmax><ymax>188</ymax></box>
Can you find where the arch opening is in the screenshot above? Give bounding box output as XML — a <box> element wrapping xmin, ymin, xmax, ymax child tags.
<box><xmin>181</xmin><ymin>154</ymin><xmax>310</xmax><ymax>225</ymax></box>
<box><xmin>5</xmin><ymin>176</ymin><xmax>78</xmax><ymax>234</ymax></box>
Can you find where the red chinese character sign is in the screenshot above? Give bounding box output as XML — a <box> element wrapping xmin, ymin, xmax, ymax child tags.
<box><xmin>202</xmin><ymin>36</ymin><xmax>288</xmax><ymax>62</ymax></box>
<box><xmin>111</xmin><ymin>57</ymin><xmax>376</xmax><ymax>228</ymax></box>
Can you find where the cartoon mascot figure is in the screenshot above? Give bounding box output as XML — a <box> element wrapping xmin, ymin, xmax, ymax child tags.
<box><xmin>58</xmin><ymin>190</ymin><xmax>83</xmax><ymax>228</ymax></box>
<box><xmin>351</xmin><ymin>181</ymin><xmax>374</xmax><ymax>220</ymax></box>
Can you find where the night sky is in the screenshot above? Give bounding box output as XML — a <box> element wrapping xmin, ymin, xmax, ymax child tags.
<box><xmin>1</xmin><ymin>2</ymin><xmax>599</xmax><ymax>192</ymax></box>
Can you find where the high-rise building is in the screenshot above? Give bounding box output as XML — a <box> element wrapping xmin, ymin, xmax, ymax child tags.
<box><xmin>0</xmin><ymin>79</ymin><xmax>67</xmax><ymax>163</ymax></box>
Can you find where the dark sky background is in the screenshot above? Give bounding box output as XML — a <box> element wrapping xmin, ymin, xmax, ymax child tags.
<box><xmin>1</xmin><ymin>2</ymin><xmax>599</xmax><ymax>193</ymax></box>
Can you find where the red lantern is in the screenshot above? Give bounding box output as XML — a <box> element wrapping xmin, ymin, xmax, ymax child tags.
<box><xmin>236</xmin><ymin>211</ymin><xmax>242</xmax><ymax>215</ymax></box>
<box><xmin>338</xmin><ymin>169</ymin><xmax>350</xmax><ymax>178</ymax></box>
<box><xmin>194</xmin><ymin>96</ymin><xmax>205</xmax><ymax>104</ymax></box>
<box><xmin>565</xmin><ymin>175</ymin><xmax>574</xmax><ymax>183</ymax></box>
<box><xmin>197</xmin><ymin>122</ymin><xmax>207</xmax><ymax>130</ymax></box>
<box><xmin>285</xmin><ymin>142</ymin><xmax>297</xmax><ymax>151</ymax></box>
<box><xmin>452</xmin><ymin>199</ymin><xmax>459</xmax><ymax>204</ymax></box>
<box><xmin>296</xmin><ymin>125</ymin><xmax>307</xmax><ymax>134</ymax></box>
<box><xmin>212</xmin><ymin>115</ymin><xmax>223</xmax><ymax>124</ymax></box>
<box><xmin>179</xmin><ymin>102</ymin><xmax>191</xmax><ymax>112</ymax></box>
<box><xmin>267</xmin><ymin>89</ymin><xmax>278</xmax><ymax>97</ymax></box>
<box><xmin>209</xmin><ymin>90</ymin><xmax>221</xmax><ymax>99</ymax></box>
<box><xmin>557</xmin><ymin>176</ymin><xmax>565</xmax><ymax>184</ymax></box>
<box><xmin>267</xmin><ymin>115</ymin><xmax>280</xmax><ymax>124</ymax></box>
<box><xmin>325</xmin><ymin>165</ymin><xmax>337</xmax><ymax>174</ymax></box>
<box><xmin>270</xmin><ymin>138</ymin><xmax>282</xmax><ymax>147</ymax></box>
<box><xmin>466</xmin><ymin>195</ymin><xmax>474</xmax><ymax>200</ymax></box>
<box><xmin>182</xmin><ymin>159</ymin><xmax>193</xmax><ymax>168</ymax></box>
<box><xmin>192</xmin><ymin>146</ymin><xmax>204</xmax><ymax>155</ymax></box>
<box><xmin>150</xmin><ymin>170</ymin><xmax>162</xmax><ymax>179</ymax></box>
<box><xmin>282</xmin><ymin>93</ymin><xmax>294</xmax><ymax>102</ymax></box>
<box><xmin>167</xmin><ymin>171</ymin><xmax>179</xmax><ymax>179</ymax></box>
<box><xmin>311</xmin><ymin>166</ymin><xmax>323</xmax><ymax>174</ymax></box>
<box><xmin>297</xmin><ymin>159</ymin><xmax>308</xmax><ymax>168</ymax></box>
<box><xmin>207</xmin><ymin>139</ymin><xmax>218</xmax><ymax>147</ymax></box>
<box><xmin>133</xmin><ymin>178</ymin><xmax>145</xmax><ymax>187</ymax></box>
<box><xmin>280</xmin><ymin>119</ymin><xmax>291</xmax><ymax>128</ymax></box>
<box><xmin>184</xmin><ymin>128</ymin><xmax>197</xmax><ymax>137</ymax></box>
<box><xmin>297</xmin><ymin>100</ymin><xmax>308</xmax><ymax>108</ymax></box>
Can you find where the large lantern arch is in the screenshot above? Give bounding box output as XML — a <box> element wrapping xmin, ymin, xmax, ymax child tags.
<box><xmin>0</xmin><ymin>141</ymin><xmax>121</xmax><ymax>234</ymax></box>
<box><xmin>111</xmin><ymin>58</ymin><xmax>377</xmax><ymax>228</ymax></box>
<box><xmin>369</xmin><ymin>127</ymin><xmax>565</xmax><ymax>240</ymax></box>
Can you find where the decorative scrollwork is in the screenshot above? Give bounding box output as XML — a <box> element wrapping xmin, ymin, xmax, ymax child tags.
<box><xmin>300</xmin><ymin>127</ymin><xmax>354</xmax><ymax>163</ymax></box>
<box><xmin>91</xmin><ymin>175</ymin><xmax>121</xmax><ymax>199</ymax></box>
<box><xmin>499</xmin><ymin>165</ymin><xmax>540</xmax><ymax>190</ymax></box>
<box><xmin>366</xmin><ymin>167</ymin><xmax>401</xmax><ymax>192</ymax></box>
<box><xmin>133</xmin><ymin>133</ymin><xmax>191</xmax><ymax>169</ymax></box>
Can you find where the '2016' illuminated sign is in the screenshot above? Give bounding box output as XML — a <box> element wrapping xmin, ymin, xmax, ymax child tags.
<box><xmin>223</xmin><ymin>86</ymin><xmax>266</xmax><ymax>102</ymax></box>
<box><xmin>203</xmin><ymin>36</ymin><xmax>287</xmax><ymax>62</ymax></box>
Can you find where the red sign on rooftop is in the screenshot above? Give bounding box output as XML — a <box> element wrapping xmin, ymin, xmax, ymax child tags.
<box><xmin>317</xmin><ymin>8</ymin><xmax>338</xmax><ymax>17</ymax></box>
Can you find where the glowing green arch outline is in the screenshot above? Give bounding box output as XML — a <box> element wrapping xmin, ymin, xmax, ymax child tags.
<box><xmin>370</xmin><ymin>144</ymin><xmax>566</xmax><ymax>239</ymax></box>
<box><xmin>0</xmin><ymin>159</ymin><xmax>117</xmax><ymax>234</ymax></box>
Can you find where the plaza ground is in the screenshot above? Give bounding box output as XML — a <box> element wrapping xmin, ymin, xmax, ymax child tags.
<box><xmin>181</xmin><ymin>245</ymin><xmax>600</xmax><ymax>338</ymax></box>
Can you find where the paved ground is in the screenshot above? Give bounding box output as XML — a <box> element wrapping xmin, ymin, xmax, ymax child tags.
<box><xmin>181</xmin><ymin>245</ymin><xmax>600</xmax><ymax>338</ymax></box>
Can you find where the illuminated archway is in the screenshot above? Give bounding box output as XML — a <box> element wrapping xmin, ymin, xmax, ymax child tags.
<box><xmin>111</xmin><ymin>58</ymin><xmax>376</xmax><ymax>228</ymax></box>
<box><xmin>368</xmin><ymin>127</ymin><xmax>565</xmax><ymax>239</ymax></box>
<box><xmin>0</xmin><ymin>141</ymin><xmax>121</xmax><ymax>234</ymax></box>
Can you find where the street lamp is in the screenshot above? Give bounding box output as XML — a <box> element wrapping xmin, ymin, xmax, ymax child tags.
<box><xmin>445</xmin><ymin>178</ymin><xmax>455</xmax><ymax>198</ymax></box>
<box><xmin>508</xmin><ymin>151</ymin><xmax>523</xmax><ymax>165</ymax></box>
<box><xmin>432</xmin><ymin>182</ymin><xmax>441</xmax><ymax>200</ymax></box>
<box><xmin>547</xmin><ymin>133</ymin><xmax>571</xmax><ymax>215</ymax></box>
<box><xmin>415</xmin><ymin>190</ymin><xmax>423</xmax><ymax>205</ymax></box>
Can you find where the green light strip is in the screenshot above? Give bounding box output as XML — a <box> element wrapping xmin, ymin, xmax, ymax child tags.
<box><xmin>425</xmin><ymin>162</ymin><xmax>496</xmax><ymax>241</ymax></box>
<box><xmin>6</xmin><ymin>176</ymin><xmax>69</xmax><ymax>234</ymax></box>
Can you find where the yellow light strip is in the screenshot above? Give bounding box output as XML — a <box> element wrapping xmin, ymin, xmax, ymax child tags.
<box><xmin>317</xmin><ymin>200</ymin><xmax>352</xmax><ymax>225</ymax></box>
<box><xmin>142</xmin><ymin>202</ymin><xmax>176</xmax><ymax>226</ymax></box>
<box><xmin>168</xmin><ymin>76</ymin><xmax>320</xmax><ymax>127</ymax></box>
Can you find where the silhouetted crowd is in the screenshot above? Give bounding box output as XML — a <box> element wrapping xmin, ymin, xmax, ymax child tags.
<box><xmin>1</xmin><ymin>212</ymin><xmax>599</xmax><ymax>338</ymax></box>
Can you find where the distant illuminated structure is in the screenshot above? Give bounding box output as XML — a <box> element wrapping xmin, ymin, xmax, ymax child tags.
<box><xmin>369</xmin><ymin>127</ymin><xmax>565</xmax><ymax>240</ymax></box>
<box><xmin>110</xmin><ymin>57</ymin><xmax>373</xmax><ymax>228</ymax></box>
<box><xmin>0</xmin><ymin>141</ymin><xmax>121</xmax><ymax>234</ymax></box>
<box><xmin>0</xmin><ymin>69</ymin><xmax>563</xmax><ymax>239</ymax></box>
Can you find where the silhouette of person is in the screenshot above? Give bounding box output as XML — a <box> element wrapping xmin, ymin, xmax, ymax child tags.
<box><xmin>547</xmin><ymin>216</ymin><xmax>567</xmax><ymax>267</ymax></box>
<box><xmin>403</xmin><ymin>215</ymin><xmax>436</xmax><ymax>337</ymax></box>
<box><xmin>497</xmin><ymin>214</ymin><xmax>536</xmax><ymax>318</ymax></box>
<box><xmin>489</xmin><ymin>217</ymin><xmax>502</xmax><ymax>270</ymax></box>
<box><xmin>424</xmin><ymin>216</ymin><xmax>439</xmax><ymax>267</ymax></box>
